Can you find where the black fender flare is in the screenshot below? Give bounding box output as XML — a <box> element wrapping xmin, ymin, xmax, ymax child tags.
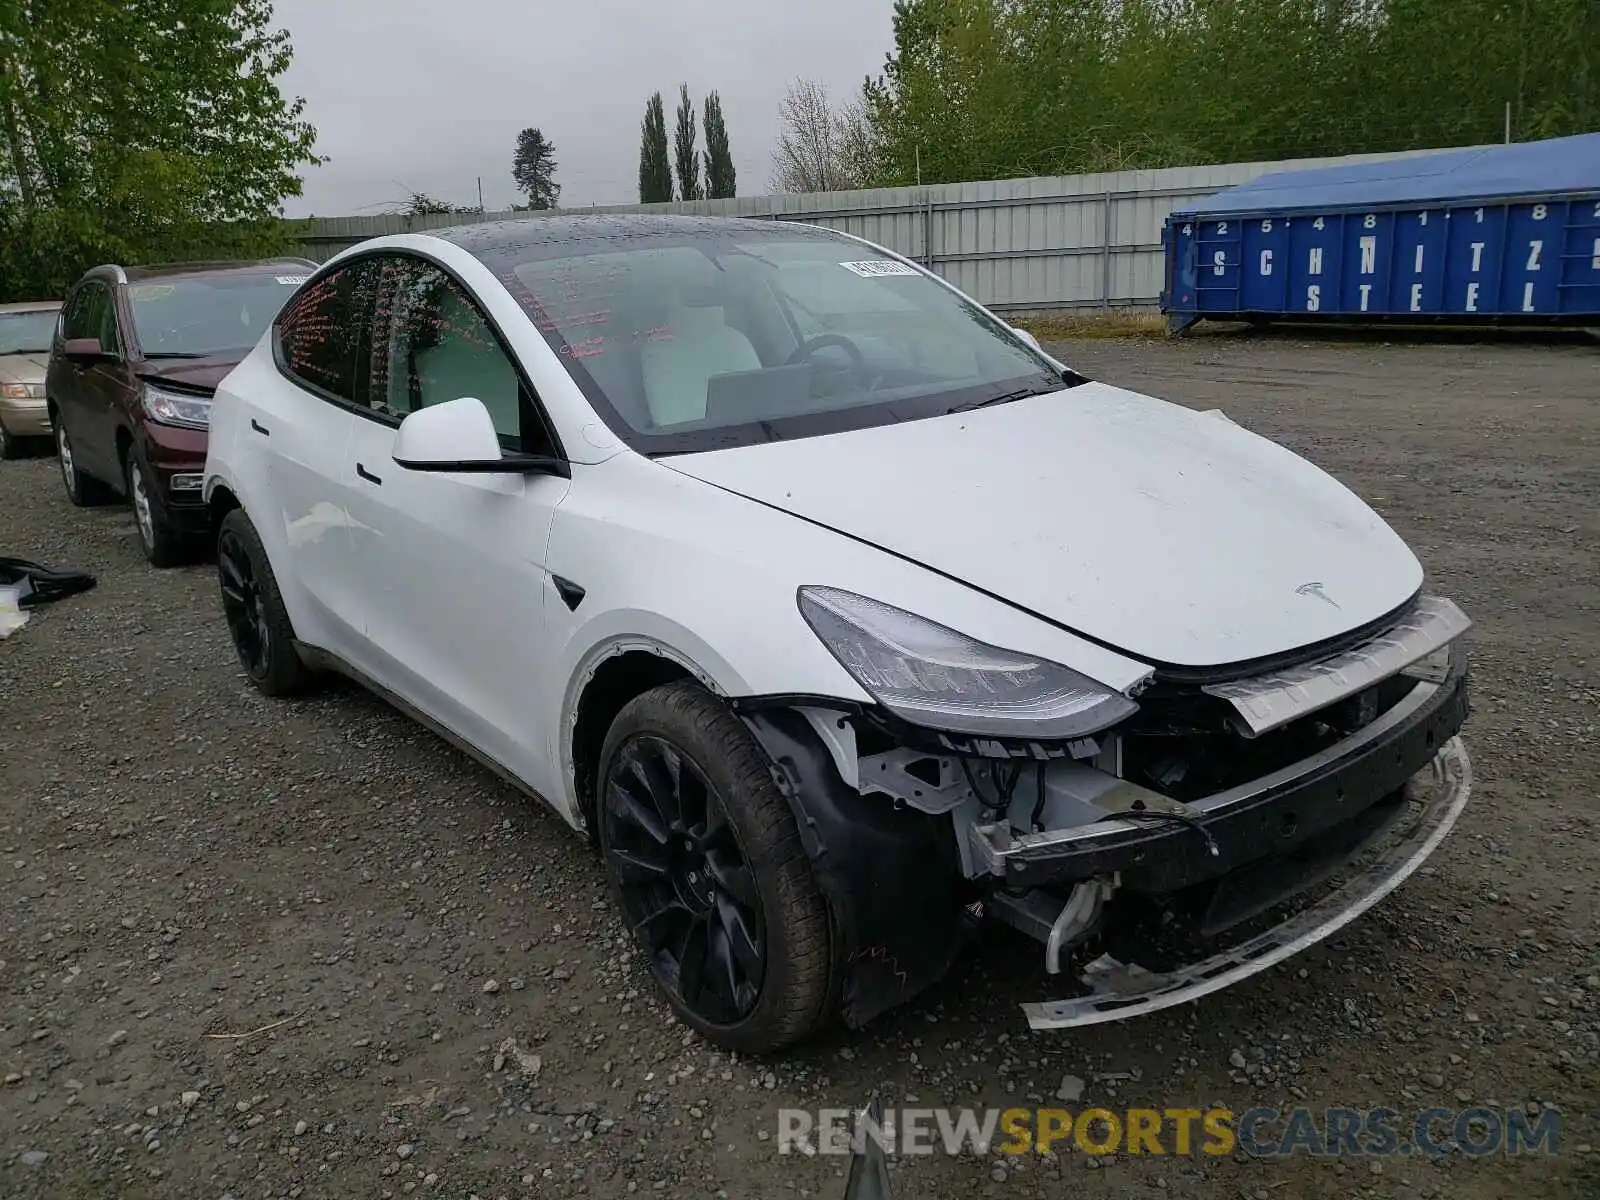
<box><xmin>738</xmin><ymin>707</ymin><xmax>972</xmax><ymax>1028</ymax></box>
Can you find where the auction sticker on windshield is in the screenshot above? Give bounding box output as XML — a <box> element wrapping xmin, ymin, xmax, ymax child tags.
<box><xmin>839</xmin><ymin>260</ymin><xmax>920</xmax><ymax>277</ymax></box>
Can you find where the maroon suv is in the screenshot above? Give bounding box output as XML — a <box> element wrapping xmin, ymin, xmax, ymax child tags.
<box><xmin>46</xmin><ymin>259</ymin><xmax>314</xmax><ymax>566</ymax></box>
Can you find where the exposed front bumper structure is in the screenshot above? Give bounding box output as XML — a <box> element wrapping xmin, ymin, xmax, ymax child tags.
<box><xmin>968</xmin><ymin>655</ymin><xmax>1469</xmax><ymax>892</ymax></box>
<box><xmin>739</xmin><ymin>603</ymin><xmax>1472</xmax><ymax>1035</ymax></box>
<box><xmin>1022</xmin><ymin>735</ymin><xmax>1471</xmax><ymax>1028</ymax></box>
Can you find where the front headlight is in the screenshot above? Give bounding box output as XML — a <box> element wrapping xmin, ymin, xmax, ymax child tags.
<box><xmin>797</xmin><ymin>586</ymin><xmax>1138</xmax><ymax>739</ymax></box>
<box><xmin>142</xmin><ymin>384</ymin><xmax>212</xmax><ymax>430</ymax></box>
<box><xmin>1</xmin><ymin>382</ymin><xmax>43</xmax><ymax>399</ymax></box>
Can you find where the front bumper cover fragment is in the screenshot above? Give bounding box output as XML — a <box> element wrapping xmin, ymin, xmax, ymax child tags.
<box><xmin>1021</xmin><ymin>735</ymin><xmax>1471</xmax><ymax>1029</ymax></box>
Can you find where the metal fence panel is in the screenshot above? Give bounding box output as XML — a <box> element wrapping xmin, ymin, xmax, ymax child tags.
<box><xmin>296</xmin><ymin>146</ymin><xmax>1465</xmax><ymax>311</ymax></box>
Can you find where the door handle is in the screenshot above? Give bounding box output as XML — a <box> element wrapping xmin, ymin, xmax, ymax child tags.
<box><xmin>250</xmin><ymin>418</ymin><xmax>271</xmax><ymax>437</ymax></box>
<box><xmin>355</xmin><ymin>462</ymin><xmax>382</xmax><ymax>486</ymax></box>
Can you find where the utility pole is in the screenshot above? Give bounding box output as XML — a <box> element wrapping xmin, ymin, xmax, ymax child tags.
<box><xmin>1504</xmin><ymin>102</ymin><xmax>1511</xmax><ymax>144</ymax></box>
<box><xmin>477</xmin><ymin>176</ymin><xmax>484</xmax><ymax>213</ymax></box>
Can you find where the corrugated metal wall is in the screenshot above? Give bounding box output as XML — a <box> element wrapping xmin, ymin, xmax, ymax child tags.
<box><xmin>296</xmin><ymin>147</ymin><xmax>1458</xmax><ymax>313</ymax></box>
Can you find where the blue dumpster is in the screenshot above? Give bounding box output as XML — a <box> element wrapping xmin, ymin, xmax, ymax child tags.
<box><xmin>1162</xmin><ymin>133</ymin><xmax>1600</xmax><ymax>332</ymax></box>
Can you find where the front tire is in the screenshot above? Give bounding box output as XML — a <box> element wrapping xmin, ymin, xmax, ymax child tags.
<box><xmin>598</xmin><ymin>682</ymin><xmax>833</xmax><ymax>1054</ymax></box>
<box><xmin>125</xmin><ymin>444</ymin><xmax>195</xmax><ymax>568</ymax></box>
<box><xmin>217</xmin><ymin>508</ymin><xmax>311</xmax><ymax>697</ymax></box>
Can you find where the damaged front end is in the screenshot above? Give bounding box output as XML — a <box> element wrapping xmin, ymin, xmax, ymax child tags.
<box><xmin>736</xmin><ymin>594</ymin><xmax>1473</xmax><ymax>1031</ymax></box>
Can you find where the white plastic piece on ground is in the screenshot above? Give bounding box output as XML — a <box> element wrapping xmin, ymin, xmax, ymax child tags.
<box><xmin>0</xmin><ymin>583</ymin><xmax>29</xmax><ymax>639</ymax></box>
<box><xmin>1022</xmin><ymin>737</ymin><xmax>1472</xmax><ymax>1030</ymax></box>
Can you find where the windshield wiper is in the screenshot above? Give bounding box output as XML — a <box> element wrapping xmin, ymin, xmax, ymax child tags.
<box><xmin>945</xmin><ymin>384</ymin><xmax>1059</xmax><ymax>415</ymax></box>
<box><xmin>141</xmin><ymin>351</ymin><xmax>210</xmax><ymax>359</ymax></box>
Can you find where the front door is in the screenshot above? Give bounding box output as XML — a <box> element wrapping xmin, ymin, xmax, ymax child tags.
<box><xmin>55</xmin><ymin>281</ymin><xmax>127</xmax><ymax>482</ymax></box>
<box><xmin>340</xmin><ymin>253</ymin><xmax>570</xmax><ymax>785</ymax></box>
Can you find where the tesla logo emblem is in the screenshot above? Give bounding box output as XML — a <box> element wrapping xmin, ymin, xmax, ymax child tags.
<box><xmin>1295</xmin><ymin>581</ymin><xmax>1340</xmax><ymax>609</ymax></box>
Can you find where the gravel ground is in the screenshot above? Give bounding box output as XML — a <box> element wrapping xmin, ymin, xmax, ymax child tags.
<box><xmin>1</xmin><ymin>332</ymin><xmax>1595</xmax><ymax>1199</ymax></box>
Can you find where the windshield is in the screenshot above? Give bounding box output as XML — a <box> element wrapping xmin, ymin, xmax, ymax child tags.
<box><xmin>468</xmin><ymin>226</ymin><xmax>1070</xmax><ymax>454</ymax></box>
<box><xmin>0</xmin><ymin>309</ymin><xmax>59</xmax><ymax>355</ymax></box>
<box><xmin>129</xmin><ymin>273</ymin><xmax>308</xmax><ymax>357</ymax></box>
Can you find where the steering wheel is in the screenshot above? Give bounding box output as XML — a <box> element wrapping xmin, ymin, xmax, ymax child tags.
<box><xmin>785</xmin><ymin>333</ymin><xmax>866</xmax><ymax>371</ymax></box>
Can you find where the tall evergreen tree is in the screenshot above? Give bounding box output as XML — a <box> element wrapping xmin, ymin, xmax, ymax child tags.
<box><xmin>673</xmin><ymin>84</ymin><xmax>701</xmax><ymax>201</ymax></box>
<box><xmin>637</xmin><ymin>92</ymin><xmax>673</xmax><ymax>203</ymax></box>
<box><xmin>702</xmin><ymin>90</ymin><xmax>737</xmax><ymax>199</ymax></box>
<box><xmin>510</xmin><ymin>127</ymin><xmax>560</xmax><ymax>209</ymax></box>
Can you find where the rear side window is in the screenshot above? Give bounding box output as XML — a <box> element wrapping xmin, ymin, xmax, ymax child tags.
<box><xmin>274</xmin><ymin>261</ymin><xmax>379</xmax><ymax>402</ymax></box>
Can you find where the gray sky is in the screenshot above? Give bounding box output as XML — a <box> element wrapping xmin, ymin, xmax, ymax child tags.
<box><xmin>272</xmin><ymin>0</ymin><xmax>894</xmax><ymax>217</ymax></box>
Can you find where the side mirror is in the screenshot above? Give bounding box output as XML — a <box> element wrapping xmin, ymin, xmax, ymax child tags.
<box><xmin>1010</xmin><ymin>326</ymin><xmax>1045</xmax><ymax>354</ymax></box>
<box><xmin>62</xmin><ymin>337</ymin><xmax>110</xmax><ymax>363</ymax></box>
<box><xmin>392</xmin><ymin>396</ymin><xmax>569</xmax><ymax>477</ymax></box>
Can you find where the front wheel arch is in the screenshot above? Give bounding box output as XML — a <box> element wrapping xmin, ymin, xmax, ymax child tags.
<box><xmin>570</xmin><ymin>649</ymin><xmax>697</xmax><ymax>838</ymax></box>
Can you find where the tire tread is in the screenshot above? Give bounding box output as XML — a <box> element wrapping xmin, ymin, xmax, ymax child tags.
<box><xmin>600</xmin><ymin>681</ymin><xmax>834</xmax><ymax>1053</ymax></box>
<box><xmin>218</xmin><ymin>508</ymin><xmax>311</xmax><ymax>697</ymax></box>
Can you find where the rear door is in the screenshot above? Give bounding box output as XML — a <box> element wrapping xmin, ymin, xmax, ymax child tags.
<box><xmin>239</xmin><ymin>258</ymin><xmax>382</xmax><ymax>655</ymax></box>
<box><xmin>340</xmin><ymin>252</ymin><xmax>569</xmax><ymax>783</ymax></box>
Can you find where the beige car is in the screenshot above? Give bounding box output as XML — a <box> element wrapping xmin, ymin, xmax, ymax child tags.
<box><xmin>0</xmin><ymin>300</ymin><xmax>62</xmax><ymax>459</ymax></box>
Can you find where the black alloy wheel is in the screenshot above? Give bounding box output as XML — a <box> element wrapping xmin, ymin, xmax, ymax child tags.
<box><xmin>214</xmin><ymin>508</ymin><xmax>310</xmax><ymax>696</ymax></box>
<box><xmin>603</xmin><ymin>734</ymin><xmax>766</xmax><ymax>1024</ymax></box>
<box><xmin>218</xmin><ymin>525</ymin><xmax>271</xmax><ymax>678</ymax></box>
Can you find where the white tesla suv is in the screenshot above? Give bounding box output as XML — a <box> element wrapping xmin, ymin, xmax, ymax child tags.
<box><xmin>202</xmin><ymin>216</ymin><xmax>1472</xmax><ymax>1053</ymax></box>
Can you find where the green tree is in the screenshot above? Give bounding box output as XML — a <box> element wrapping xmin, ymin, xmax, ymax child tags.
<box><xmin>638</xmin><ymin>91</ymin><xmax>673</xmax><ymax>203</ymax></box>
<box><xmin>702</xmin><ymin>90</ymin><xmax>736</xmax><ymax>199</ymax></box>
<box><xmin>511</xmin><ymin>126</ymin><xmax>560</xmax><ymax>209</ymax></box>
<box><xmin>861</xmin><ymin>0</ymin><xmax>1600</xmax><ymax>188</ymax></box>
<box><xmin>673</xmin><ymin>84</ymin><xmax>701</xmax><ymax>201</ymax></box>
<box><xmin>393</xmin><ymin>191</ymin><xmax>481</xmax><ymax>216</ymax></box>
<box><xmin>0</xmin><ymin>0</ymin><xmax>321</xmax><ymax>300</ymax></box>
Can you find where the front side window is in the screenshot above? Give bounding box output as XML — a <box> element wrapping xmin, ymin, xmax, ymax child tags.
<box><xmin>60</xmin><ymin>289</ymin><xmax>90</xmax><ymax>341</ymax></box>
<box><xmin>364</xmin><ymin>255</ymin><xmax>545</xmax><ymax>453</ymax></box>
<box><xmin>130</xmin><ymin>272</ymin><xmax>306</xmax><ymax>358</ymax></box>
<box><xmin>463</xmin><ymin>225</ymin><xmax>1069</xmax><ymax>455</ymax></box>
<box><xmin>0</xmin><ymin>308</ymin><xmax>58</xmax><ymax>355</ymax></box>
<box><xmin>275</xmin><ymin>261</ymin><xmax>380</xmax><ymax>402</ymax></box>
<box><xmin>64</xmin><ymin>283</ymin><xmax>117</xmax><ymax>351</ymax></box>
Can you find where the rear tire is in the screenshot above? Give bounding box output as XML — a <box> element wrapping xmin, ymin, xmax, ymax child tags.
<box><xmin>54</xmin><ymin>416</ymin><xmax>114</xmax><ymax>506</ymax></box>
<box><xmin>597</xmin><ymin>681</ymin><xmax>833</xmax><ymax>1054</ymax></box>
<box><xmin>217</xmin><ymin>508</ymin><xmax>311</xmax><ymax>697</ymax></box>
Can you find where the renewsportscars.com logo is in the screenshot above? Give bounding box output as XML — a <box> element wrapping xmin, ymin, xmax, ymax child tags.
<box><xmin>778</xmin><ymin>1105</ymin><xmax>1561</xmax><ymax>1159</ymax></box>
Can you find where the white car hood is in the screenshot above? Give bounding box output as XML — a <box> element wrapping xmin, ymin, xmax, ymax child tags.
<box><xmin>664</xmin><ymin>381</ymin><xmax>1423</xmax><ymax>670</ymax></box>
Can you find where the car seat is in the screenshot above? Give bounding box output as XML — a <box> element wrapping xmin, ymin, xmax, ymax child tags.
<box><xmin>639</xmin><ymin>302</ymin><xmax>762</xmax><ymax>426</ymax></box>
